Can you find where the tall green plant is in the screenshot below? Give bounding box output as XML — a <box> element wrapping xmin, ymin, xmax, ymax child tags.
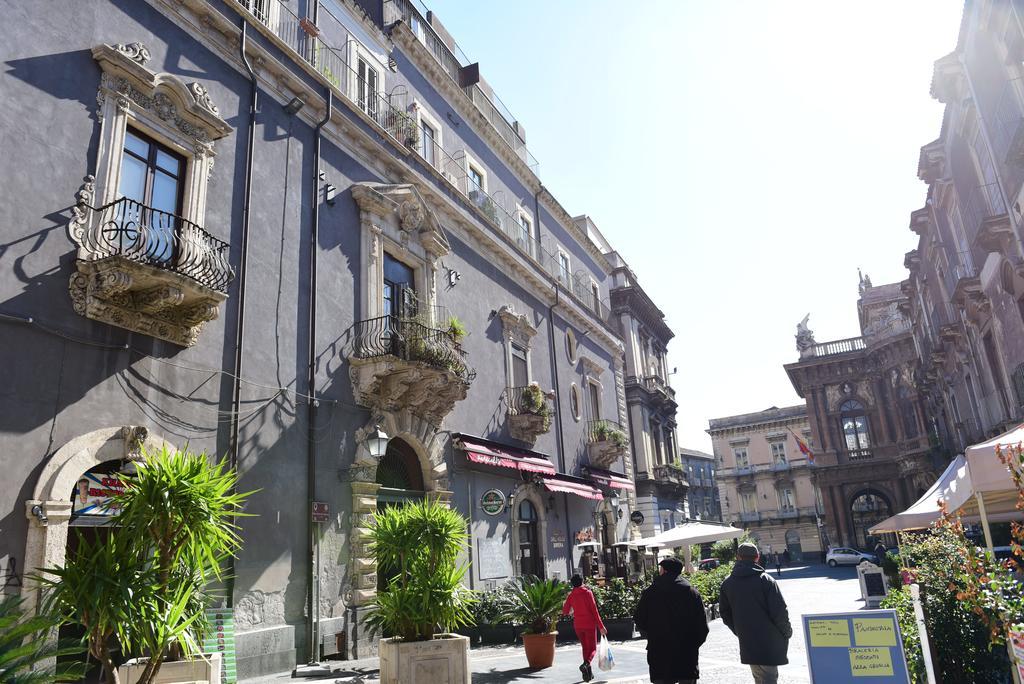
<box><xmin>364</xmin><ymin>498</ymin><xmax>476</xmax><ymax>641</ymax></box>
<box><xmin>41</xmin><ymin>447</ymin><xmax>253</xmax><ymax>684</ymax></box>
<box><xmin>0</xmin><ymin>595</ymin><xmax>85</xmax><ymax>683</ymax></box>
<box><xmin>499</xmin><ymin>577</ymin><xmax>568</xmax><ymax>634</ymax></box>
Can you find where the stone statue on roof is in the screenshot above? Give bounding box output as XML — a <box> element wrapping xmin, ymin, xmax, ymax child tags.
<box><xmin>796</xmin><ymin>313</ymin><xmax>816</xmax><ymax>358</ymax></box>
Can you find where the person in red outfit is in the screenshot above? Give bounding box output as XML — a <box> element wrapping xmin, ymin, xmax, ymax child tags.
<box><xmin>562</xmin><ymin>573</ymin><xmax>607</xmax><ymax>681</ymax></box>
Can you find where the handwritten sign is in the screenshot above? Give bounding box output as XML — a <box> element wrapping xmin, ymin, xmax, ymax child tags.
<box><xmin>809</xmin><ymin>619</ymin><xmax>851</xmax><ymax>647</ymax></box>
<box><xmin>803</xmin><ymin>610</ymin><xmax>910</xmax><ymax>683</ymax></box>
<box><xmin>477</xmin><ymin>537</ymin><xmax>511</xmax><ymax>580</ymax></box>
<box><xmin>853</xmin><ymin>619</ymin><xmax>897</xmax><ymax>647</ymax></box>
<box><xmin>849</xmin><ymin>647</ymin><xmax>893</xmax><ymax>677</ymax></box>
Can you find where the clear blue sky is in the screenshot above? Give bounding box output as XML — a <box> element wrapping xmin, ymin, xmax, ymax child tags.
<box><xmin>424</xmin><ymin>0</ymin><xmax>965</xmax><ymax>451</ymax></box>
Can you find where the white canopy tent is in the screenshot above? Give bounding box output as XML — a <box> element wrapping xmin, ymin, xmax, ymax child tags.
<box><xmin>869</xmin><ymin>456</ymin><xmax>966</xmax><ymax>534</ymax></box>
<box><xmin>636</xmin><ymin>521</ymin><xmax>745</xmax><ymax>572</ymax></box>
<box><xmin>941</xmin><ymin>423</ymin><xmax>1024</xmax><ymax>551</ymax></box>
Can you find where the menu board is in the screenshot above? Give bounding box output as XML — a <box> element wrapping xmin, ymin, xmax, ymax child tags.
<box><xmin>203</xmin><ymin>608</ymin><xmax>237</xmax><ymax>684</ymax></box>
<box><xmin>477</xmin><ymin>537</ymin><xmax>511</xmax><ymax>580</ymax></box>
<box><xmin>803</xmin><ymin>610</ymin><xmax>910</xmax><ymax>683</ymax></box>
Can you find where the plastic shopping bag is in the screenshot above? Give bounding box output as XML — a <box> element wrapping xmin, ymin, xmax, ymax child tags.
<box><xmin>597</xmin><ymin>635</ymin><xmax>615</xmax><ymax>671</ymax></box>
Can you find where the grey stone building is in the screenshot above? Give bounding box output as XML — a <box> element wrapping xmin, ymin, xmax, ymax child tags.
<box><xmin>904</xmin><ymin>0</ymin><xmax>1024</xmax><ymax>452</ymax></box>
<box><xmin>0</xmin><ymin>0</ymin><xmax>650</xmax><ymax>676</ymax></box>
<box><xmin>678</xmin><ymin>447</ymin><xmax>721</xmax><ymax>522</ymax></box>
<box><xmin>606</xmin><ymin>251</ymin><xmax>686</xmax><ymax>538</ymax></box>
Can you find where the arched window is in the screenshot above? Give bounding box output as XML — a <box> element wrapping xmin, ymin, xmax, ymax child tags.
<box><xmin>840</xmin><ymin>400</ymin><xmax>871</xmax><ymax>457</ymax></box>
<box><xmin>375</xmin><ymin>438</ymin><xmax>425</xmax><ymax>492</ymax></box>
<box><xmin>518</xmin><ymin>500</ymin><xmax>542</xmax><ymax>579</ymax></box>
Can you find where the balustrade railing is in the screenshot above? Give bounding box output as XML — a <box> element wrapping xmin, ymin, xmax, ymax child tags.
<box><xmin>739</xmin><ymin>511</ymin><xmax>760</xmax><ymax>522</ymax></box>
<box><xmin>84</xmin><ymin>197</ymin><xmax>233</xmax><ymax>292</ymax></box>
<box><xmin>847</xmin><ymin>448</ymin><xmax>873</xmax><ymax>461</ymax></box>
<box><xmin>810</xmin><ymin>337</ymin><xmax>866</xmax><ymax>357</ymax></box>
<box><xmin>349</xmin><ymin>315</ymin><xmax>475</xmax><ymax>383</ymax></box>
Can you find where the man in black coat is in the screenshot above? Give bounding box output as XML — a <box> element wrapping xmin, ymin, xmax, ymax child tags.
<box><xmin>720</xmin><ymin>543</ymin><xmax>793</xmax><ymax>684</ymax></box>
<box><xmin>634</xmin><ymin>557</ymin><xmax>709</xmax><ymax>684</ymax></box>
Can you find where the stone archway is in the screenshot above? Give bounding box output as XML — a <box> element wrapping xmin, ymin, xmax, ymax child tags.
<box><xmin>509</xmin><ymin>483</ymin><xmax>549</xmax><ymax>579</ymax></box>
<box><xmin>21</xmin><ymin>426</ymin><xmax>174</xmax><ymax>613</ymax></box>
<box><xmin>347</xmin><ymin>411</ymin><xmax>452</xmax><ymax>608</ymax></box>
<box><xmin>848</xmin><ymin>488</ymin><xmax>893</xmax><ymax>549</ymax></box>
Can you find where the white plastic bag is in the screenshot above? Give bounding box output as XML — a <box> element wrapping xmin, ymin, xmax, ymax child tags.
<box><xmin>597</xmin><ymin>635</ymin><xmax>615</xmax><ymax>671</ymax></box>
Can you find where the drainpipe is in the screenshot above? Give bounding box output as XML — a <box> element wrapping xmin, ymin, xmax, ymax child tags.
<box><xmin>306</xmin><ymin>88</ymin><xmax>333</xmax><ymax>665</ymax></box>
<box><xmin>225</xmin><ymin>19</ymin><xmax>259</xmax><ymax>608</ymax></box>
<box><xmin>538</xmin><ymin>184</ymin><xmax>575</xmax><ymax>579</ymax></box>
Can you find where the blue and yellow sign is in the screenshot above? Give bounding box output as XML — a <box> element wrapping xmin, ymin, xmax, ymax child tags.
<box><xmin>803</xmin><ymin>610</ymin><xmax>910</xmax><ymax>683</ymax></box>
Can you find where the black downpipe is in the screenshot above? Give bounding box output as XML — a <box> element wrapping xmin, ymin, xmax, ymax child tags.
<box><xmin>306</xmin><ymin>88</ymin><xmax>333</xmax><ymax>664</ymax></box>
<box><xmin>537</xmin><ymin>185</ymin><xmax>575</xmax><ymax>579</ymax></box>
<box><xmin>226</xmin><ymin>20</ymin><xmax>259</xmax><ymax>608</ymax></box>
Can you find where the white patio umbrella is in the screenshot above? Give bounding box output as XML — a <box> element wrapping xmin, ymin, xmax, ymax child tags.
<box><xmin>942</xmin><ymin>423</ymin><xmax>1024</xmax><ymax>552</ymax></box>
<box><xmin>869</xmin><ymin>456</ymin><xmax>965</xmax><ymax>534</ymax></box>
<box><xmin>636</xmin><ymin>521</ymin><xmax>744</xmax><ymax>573</ymax></box>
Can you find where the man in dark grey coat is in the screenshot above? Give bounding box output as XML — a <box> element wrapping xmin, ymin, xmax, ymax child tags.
<box><xmin>634</xmin><ymin>557</ymin><xmax>709</xmax><ymax>684</ymax></box>
<box><xmin>719</xmin><ymin>543</ymin><xmax>793</xmax><ymax>684</ymax></box>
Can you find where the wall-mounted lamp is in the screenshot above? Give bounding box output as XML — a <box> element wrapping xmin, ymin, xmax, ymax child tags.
<box><xmin>507</xmin><ymin>491</ymin><xmax>516</xmax><ymax>511</ymax></box>
<box><xmin>31</xmin><ymin>504</ymin><xmax>48</xmax><ymax>526</ymax></box>
<box><xmin>325</xmin><ymin>183</ymin><xmax>337</xmax><ymax>205</ymax></box>
<box><xmin>283</xmin><ymin>97</ymin><xmax>305</xmax><ymax>115</ymax></box>
<box><xmin>609</xmin><ymin>494</ymin><xmax>620</xmax><ymax>509</ymax></box>
<box><xmin>366</xmin><ymin>425</ymin><xmax>389</xmax><ymax>459</ymax></box>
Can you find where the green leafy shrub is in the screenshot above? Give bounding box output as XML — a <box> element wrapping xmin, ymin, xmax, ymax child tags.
<box><xmin>446</xmin><ymin>316</ymin><xmax>467</xmax><ymax>341</ymax></box>
<box><xmin>593</xmin><ymin>421</ymin><xmax>628</xmax><ymax>449</ymax></box>
<box><xmin>471</xmin><ymin>583</ymin><xmax>516</xmax><ymax>627</ymax></box>
<box><xmin>688</xmin><ymin>562</ymin><xmax>733</xmax><ymax>606</ymax></box>
<box><xmin>500</xmin><ymin>577</ymin><xmax>568</xmax><ymax>634</ymax></box>
<box><xmin>520</xmin><ymin>383</ymin><xmax>553</xmax><ymax>431</ymax></box>
<box><xmin>0</xmin><ymin>595</ymin><xmax>85</xmax><ymax>683</ymax></box>
<box><xmin>365</xmin><ymin>498</ymin><xmax>476</xmax><ymax>641</ymax></box>
<box><xmin>711</xmin><ymin>532</ymin><xmax>753</xmax><ymax>563</ymax></box>
<box><xmin>41</xmin><ymin>447</ymin><xmax>252</xmax><ymax>684</ymax></box>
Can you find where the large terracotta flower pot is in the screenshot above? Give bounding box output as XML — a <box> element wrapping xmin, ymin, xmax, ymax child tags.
<box><xmin>522</xmin><ymin>632</ymin><xmax>557</xmax><ymax>669</ymax></box>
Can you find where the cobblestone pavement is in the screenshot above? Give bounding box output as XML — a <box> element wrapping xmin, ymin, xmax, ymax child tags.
<box><xmin>243</xmin><ymin>563</ymin><xmax>867</xmax><ymax>684</ymax></box>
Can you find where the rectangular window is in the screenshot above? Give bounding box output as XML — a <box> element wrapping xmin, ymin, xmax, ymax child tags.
<box><xmin>770</xmin><ymin>441</ymin><xmax>787</xmax><ymax>464</ymax></box>
<box><xmin>383</xmin><ymin>253</ymin><xmax>415</xmax><ymax>319</ymax></box>
<box><xmin>558</xmin><ymin>252</ymin><xmax>571</xmax><ymax>285</ymax></box>
<box><xmin>511</xmin><ymin>343</ymin><xmax>529</xmax><ymax>387</ymax></box>
<box><xmin>357</xmin><ymin>57</ymin><xmax>379</xmax><ymax>120</ymax></box>
<box><xmin>420</xmin><ymin>121</ymin><xmax>436</xmax><ymax>166</ymax></box>
<box><xmin>740</xmin><ymin>491</ymin><xmax>756</xmax><ymax>513</ymax></box>
<box><xmin>778</xmin><ymin>488</ymin><xmax>795</xmax><ymax>511</ymax></box>
<box><xmin>469</xmin><ymin>165</ymin><xmax>484</xmax><ymax>192</ymax></box>
<box><xmin>517</xmin><ymin>214</ymin><xmax>533</xmax><ymax>255</ymax></box>
<box><xmin>734</xmin><ymin>448</ymin><xmax>749</xmax><ymax>469</ymax></box>
<box><xmin>591</xmin><ymin>282</ymin><xmax>601</xmax><ymax>312</ymax></box>
<box><xmin>588</xmin><ymin>382</ymin><xmax>600</xmax><ymax>419</ymax></box>
<box><xmin>118</xmin><ymin>129</ymin><xmax>185</xmax><ymax>263</ymax></box>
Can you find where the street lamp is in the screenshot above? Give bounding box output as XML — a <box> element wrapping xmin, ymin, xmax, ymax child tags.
<box><xmin>366</xmin><ymin>425</ymin><xmax>389</xmax><ymax>459</ymax></box>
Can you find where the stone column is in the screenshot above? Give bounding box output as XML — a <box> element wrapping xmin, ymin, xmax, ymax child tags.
<box><xmin>349</xmin><ymin>482</ymin><xmax>381</xmax><ymax>607</ymax></box>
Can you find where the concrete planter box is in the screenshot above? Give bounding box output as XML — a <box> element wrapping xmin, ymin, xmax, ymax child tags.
<box><xmin>117</xmin><ymin>652</ymin><xmax>221</xmax><ymax>684</ymax></box>
<box><xmin>379</xmin><ymin>633</ymin><xmax>470</xmax><ymax>684</ymax></box>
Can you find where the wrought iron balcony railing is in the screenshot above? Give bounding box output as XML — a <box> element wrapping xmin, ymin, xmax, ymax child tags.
<box><xmin>349</xmin><ymin>315</ymin><xmax>475</xmax><ymax>384</ymax></box>
<box><xmin>961</xmin><ymin>182</ymin><xmax>1007</xmax><ymax>238</ymax></box>
<box><xmin>943</xmin><ymin>251</ymin><xmax>979</xmax><ymax>299</ymax></box>
<box><xmin>505</xmin><ymin>384</ymin><xmax>552</xmax><ymax>416</ymax></box>
<box><xmin>587</xmin><ymin>419</ymin><xmax>628</xmax><ymax>446</ymax></box>
<box><xmin>82</xmin><ymin>197</ymin><xmax>233</xmax><ymax>292</ymax></box>
<box><xmin>847</xmin><ymin>448</ymin><xmax>873</xmax><ymax>461</ymax></box>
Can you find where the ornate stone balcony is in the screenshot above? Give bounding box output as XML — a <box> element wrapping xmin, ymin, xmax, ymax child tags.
<box><xmin>68</xmin><ymin>193</ymin><xmax>233</xmax><ymax>346</ymax></box>
<box><xmin>348</xmin><ymin>315</ymin><xmax>476</xmax><ymax>426</ymax></box>
<box><xmin>505</xmin><ymin>384</ymin><xmax>553</xmax><ymax>445</ymax></box>
<box><xmin>586</xmin><ymin>419</ymin><xmax>629</xmax><ymax>469</ymax></box>
<box><xmin>651</xmin><ymin>463</ymin><xmax>689</xmax><ymax>492</ymax></box>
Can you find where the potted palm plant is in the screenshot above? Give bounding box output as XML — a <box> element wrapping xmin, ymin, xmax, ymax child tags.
<box><xmin>40</xmin><ymin>447</ymin><xmax>251</xmax><ymax>684</ymax></box>
<box><xmin>500</xmin><ymin>577</ymin><xmax>568</xmax><ymax>669</ymax></box>
<box><xmin>0</xmin><ymin>595</ymin><xmax>85</xmax><ymax>682</ymax></box>
<box><xmin>365</xmin><ymin>498</ymin><xmax>476</xmax><ymax>684</ymax></box>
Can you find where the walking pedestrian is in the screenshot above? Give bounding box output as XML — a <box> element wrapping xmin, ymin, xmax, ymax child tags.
<box><xmin>873</xmin><ymin>540</ymin><xmax>887</xmax><ymax>565</ymax></box>
<box><xmin>781</xmin><ymin>549</ymin><xmax>790</xmax><ymax>566</ymax></box>
<box><xmin>634</xmin><ymin>557</ymin><xmax>709</xmax><ymax>684</ymax></box>
<box><xmin>773</xmin><ymin>552</ymin><xmax>782</xmax><ymax>577</ymax></box>
<box><xmin>720</xmin><ymin>543</ymin><xmax>793</xmax><ymax>684</ymax></box>
<box><xmin>561</xmin><ymin>573</ymin><xmax>606</xmax><ymax>682</ymax></box>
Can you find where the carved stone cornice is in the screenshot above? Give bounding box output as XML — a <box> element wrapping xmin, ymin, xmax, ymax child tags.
<box><xmin>587</xmin><ymin>440</ymin><xmax>627</xmax><ymax>469</ymax></box>
<box><xmin>930</xmin><ymin>52</ymin><xmax>965</xmax><ymax>104</ymax></box>
<box><xmin>349</xmin><ymin>358</ymin><xmax>469</xmax><ymax>427</ymax></box>
<box><xmin>69</xmin><ymin>256</ymin><xmax>225</xmax><ymax>347</ymax></box>
<box><xmin>351</xmin><ymin>182</ymin><xmax>451</xmax><ymax>260</ymax></box>
<box><xmin>508</xmin><ymin>412</ymin><xmax>550</xmax><ymax>446</ymax></box>
<box><xmin>497</xmin><ymin>305</ymin><xmax>537</xmax><ymax>348</ymax></box>
<box><xmin>917</xmin><ymin>139</ymin><xmax>946</xmax><ymax>183</ymax></box>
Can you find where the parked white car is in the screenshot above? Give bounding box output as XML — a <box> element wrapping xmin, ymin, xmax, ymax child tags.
<box><xmin>826</xmin><ymin>547</ymin><xmax>876</xmax><ymax>567</ymax></box>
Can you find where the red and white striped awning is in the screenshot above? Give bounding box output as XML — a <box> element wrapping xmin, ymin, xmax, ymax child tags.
<box><xmin>541</xmin><ymin>477</ymin><xmax>604</xmax><ymax>501</ymax></box>
<box><xmin>583</xmin><ymin>466</ymin><xmax>635</xmax><ymax>491</ymax></box>
<box><xmin>456</xmin><ymin>435</ymin><xmax>556</xmax><ymax>475</ymax></box>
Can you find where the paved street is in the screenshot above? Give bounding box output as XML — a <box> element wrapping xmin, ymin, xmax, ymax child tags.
<box><xmin>245</xmin><ymin>563</ymin><xmax>866</xmax><ymax>684</ymax></box>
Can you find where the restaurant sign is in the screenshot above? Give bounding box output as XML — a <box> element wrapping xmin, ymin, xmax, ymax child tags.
<box><xmin>480</xmin><ymin>489</ymin><xmax>506</xmax><ymax>516</ymax></box>
<box><xmin>71</xmin><ymin>468</ymin><xmax>128</xmax><ymax>517</ymax></box>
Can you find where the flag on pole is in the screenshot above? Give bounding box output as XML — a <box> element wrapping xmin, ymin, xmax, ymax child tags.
<box><xmin>788</xmin><ymin>427</ymin><xmax>815</xmax><ymax>464</ymax></box>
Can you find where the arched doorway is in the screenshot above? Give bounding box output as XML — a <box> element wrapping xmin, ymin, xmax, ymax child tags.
<box><xmin>375</xmin><ymin>438</ymin><xmax>426</xmax><ymax>591</ymax></box>
<box><xmin>785</xmin><ymin>529</ymin><xmax>803</xmax><ymax>562</ymax></box>
<box><xmin>849</xmin><ymin>491</ymin><xmax>892</xmax><ymax>549</ymax></box>
<box><xmin>22</xmin><ymin>426</ymin><xmax>172</xmax><ymax>614</ymax></box>
<box><xmin>517</xmin><ymin>500</ymin><xmax>543</xmax><ymax>579</ymax></box>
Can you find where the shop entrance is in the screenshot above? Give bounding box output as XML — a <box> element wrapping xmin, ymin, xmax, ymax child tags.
<box><xmin>375</xmin><ymin>438</ymin><xmax>425</xmax><ymax>591</ymax></box>
<box><xmin>518</xmin><ymin>500</ymin><xmax>543</xmax><ymax>579</ymax></box>
<box><xmin>785</xmin><ymin>528</ymin><xmax>803</xmax><ymax>562</ymax></box>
